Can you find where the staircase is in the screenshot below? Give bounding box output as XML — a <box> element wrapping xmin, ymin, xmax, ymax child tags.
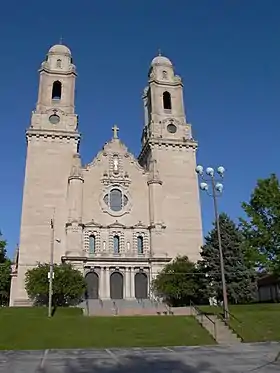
<box><xmin>81</xmin><ymin>298</ymin><xmax>167</xmax><ymax>316</ymax></box>
<box><xmin>190</xmin><ymin>302</ymin><xmax>241</xmax><ymax>345</ymax></box>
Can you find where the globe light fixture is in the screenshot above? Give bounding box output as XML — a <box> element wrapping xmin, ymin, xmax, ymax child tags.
<box><xmin>195</xmin><ymin>165</ymin><xmax>204</xmax><ymax>175</ymax></box>
<box><xmin>217</xmin><ymin>166</ymin><xmax>225</xmax><ymax>177</ymax></box>
<box><xmin>206</xmin><ymin>167</ymin><xmax>214</xmax><ymax>177</ymax></box>
<box><xmin>200</xmin><ymin>182</ymin><xmax>208</xmax><ymax>191</ymax></box>
<box><xmin>215</xmin><ymin>183</ymin><xmax>223</xmax><ymax>193</ymax></box>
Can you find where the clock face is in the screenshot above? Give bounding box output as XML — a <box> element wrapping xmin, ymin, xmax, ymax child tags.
<box><xmin>167</xmin><ymin>123</ymin><xmax>177</xmax><ymax>134</ymax></box>
<box><xmin>49</xmin><ymin>114</ymin><xmax>60</xmax><ymax>125</ymax></box>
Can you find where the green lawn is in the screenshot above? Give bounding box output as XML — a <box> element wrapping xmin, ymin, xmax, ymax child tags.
<box><xmin>0</xmin><ymin>307</ymin><xmax>215</xmax><ymax>350</ymax></box>
<box><xmin>200</xmin><ymin>303</ymin><xmax>280</xmax><ymax>342</ymax></box>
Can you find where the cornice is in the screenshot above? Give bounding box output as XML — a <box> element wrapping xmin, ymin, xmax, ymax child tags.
<box><xmin>39</xmin><ymin>67</ymin><xmax>77</xmax><ymax>77</ymax></box>
<box><xmin>26</xmin><ymin>128</ymin><xmax>81</xmax><ymax>140</ymax></box>
<box><xmin>138</xmin><ymin>137</ymin><xmax>198</xmax><ymax>162</ymax></box>
<box><xmin>148</xmin><ymin>79</ymin><xmax>183</xmax><ymax>88</ymax></box>
<box><xmin>61</xmin><ymin>255</ymin><xmax>172</xmax><ymax>264</ymax></box>
<box><xmin>82</xmin><ymin>219</ymin><xmax>150</xmax><ymax>230</ymax></box>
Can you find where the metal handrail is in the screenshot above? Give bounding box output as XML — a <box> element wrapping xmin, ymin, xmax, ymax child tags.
<box><xmin>190</xmin><ymin>300</ymin><xmax>217</xmax><ymax>340</ymax></box>
<box><xmin>212</xmin><ymin>304</ymin><xmax>244</xmax><ymax>342</ymax></box>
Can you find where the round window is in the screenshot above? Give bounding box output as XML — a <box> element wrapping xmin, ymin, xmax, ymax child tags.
<box><xmin>167</xmin><ymin>123</ymin><xmax>177</xmax><ymax>133</ymax></box>
<box><xmin>49</xmin><ymin>114</ymin><xmax>60</xmax><ymax>124</ymax></box>
<box><xmin>104</xmin><ymin>189</ymin><xmax>128</xmax><ymax>212</ymax></box>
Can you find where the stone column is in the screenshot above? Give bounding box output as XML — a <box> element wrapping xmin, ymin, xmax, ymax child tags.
<box><xmin>99</xmin><ymin>267</ymin><xmax>105</xmax><ymax>299</ymax></box>
<box><xmin>105</xmin><ymin>267</ymin><xmax>110</xmax><ymax>299</ymax></box>
<box><xmin>125</xmin><ymin>267</ymin><xmax>131</xmax><ymax>299</ymax></box>
<box><xmin>130</xmin><ymin>267</ymin><xmax>135</xmax><ymax>298</ymax></box>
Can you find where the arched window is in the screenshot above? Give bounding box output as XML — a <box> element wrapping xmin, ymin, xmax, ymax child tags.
<box><xmin>104</xmin><ymin>188</ymin><xmax>128</xmax><ymax>212</ymax></box>
<box><xmin>137</xmin><ymin>236</ymin><xmax>144</xmax><ymax>254</ymax></box>
<box><xmin>89</xmin><ymin>235</ymin><xmax>95</xmax><ymax>255</ymax></box>
<box><xmin>162</xmin><ymin>70</ymin><xmax>168</xmax><ymax>79</ymax></box>
<box><xmin>110</xmin><ymin>189</ymin><xmax>122</xmax><ymax>211</ymax></box>
<box><xmin>52</xmin><ymin>81</ymin><xmax>62</xmax><ymax>100</ymax></box>
<box><xmin>113</xmin><ymin>235</ymin><xmax>120</xmax><ymax>254</ymax></box>
<box><xmin>163</xmin><ymin>91</ymin><xmax>172</xmax><ymax>110</ymax></box>
<box><xmin>56</xmin><ymin>59</ymin><xmax>62</xmax><ymax>68</ymax></box>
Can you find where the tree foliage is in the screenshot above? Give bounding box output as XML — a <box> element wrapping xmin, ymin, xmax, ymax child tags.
<box><xmin>0</xmin><ymin>232</ymin><xmax>7</xmax><ymax>264</ymax></box>
<box><xmin>199</xmin><ymin>213</ymin><xmax>256</xmax><ymax>304</ymax></box>
<box><xmin>0</xmin><ymin>261</ymin><xmax>11</xmax><ymax>306</ymax></box>
<box><xmin>240</xmin><ymin>174</ymin><xmax>280</xmax><ymax>275</ymax></box>
<box><xmin>25</xmin><ymin>263</ymin><xmax>87</xmax><ymax>306</ymax></box>
<box><xmin>0</xmin><ymin>232</ymin><xmax>10</xmax><ymax>306</ymax></box>
<box><xmin>152</xmin><ymin>256</ymin><xmax>209</xmax><ymax>306</ymax></box>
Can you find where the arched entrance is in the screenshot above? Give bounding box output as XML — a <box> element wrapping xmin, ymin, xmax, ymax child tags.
<box><xmin>135</xmin><ymin>272</ymin><xmax>148</xmax><ymax>299</ymax></box>
<box><xmin>110</xmin><ymin>272</ymin><xmax>123</xmax><ymax>299</ymax></box>
<box><xmin>85</xmin><ymin>272</ymin><xmax>99</xmax><ymax>299</ymax></box>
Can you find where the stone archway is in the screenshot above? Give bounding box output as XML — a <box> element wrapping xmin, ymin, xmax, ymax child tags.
<box><xmin>135</xmin><ymin>272</ymin><xmax>148</xmax><ymax>299</ymax></box>
<box><xmin>85</xmin><ymin>271</ymin><xmax>99</xmax><ymax>299</ymax></box>
<box><xmin>110</xmin><ymin>272</ymin><xmax>124</xmax><ymax>299</ymax></box>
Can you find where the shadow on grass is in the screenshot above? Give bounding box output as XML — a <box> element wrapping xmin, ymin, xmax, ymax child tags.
<box><xmin>40</xmin><ymin>353</ymin><xmax>222</xmax><ymax>373</ymax></box>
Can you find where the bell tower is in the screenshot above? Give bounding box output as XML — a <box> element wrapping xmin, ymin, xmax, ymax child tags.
<box><xmin>139</xmin><ymin>53</ymin><xmax>203</xmax><ymax>263</ymax></box>
<box><xmin>10</xmin><ymin>44</ymin><xmax>80</xmax><ymax>306</ymax></box>
<box><xmin>31</xmin><ymin>43</ymin><xmax>78</xmax><ymax>132</ymax></box>
<box><xmin>141</xmin><ymin>53</ymin><xmax>193</xmax><ymax>146</ymax></box>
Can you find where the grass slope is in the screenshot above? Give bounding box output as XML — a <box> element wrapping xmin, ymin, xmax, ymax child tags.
<box><xmin>201</xmin><ymin>303</ymin><xmax>280</xmax><ymax>342</ymax></box>
<box><xmin>0</xmin><ymin>308</ymin><xmax>214</xmax><ymax>350</ymax></box>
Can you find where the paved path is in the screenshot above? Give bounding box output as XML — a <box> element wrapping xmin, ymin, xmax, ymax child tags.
<box><xmin>0</xmin><ymin>342</ymin><xmax>279</xmax><ymax>373</ymax></box>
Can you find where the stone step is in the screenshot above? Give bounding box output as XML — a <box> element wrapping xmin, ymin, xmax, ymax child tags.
<box><xmin>196</xmin><ymin>313</ymin><xmax>241</xmax><ymax>345</ymax></box>
<box><xmin>81</xmin><ymin>298</ymin><xmax>168</xmax><ymax>316</ymax></box>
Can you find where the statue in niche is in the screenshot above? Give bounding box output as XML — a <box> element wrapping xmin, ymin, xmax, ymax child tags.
<box><xmin>113</xmin><ymin>155</ymin><xmax>119</xmax><ymax>174</ymax></box>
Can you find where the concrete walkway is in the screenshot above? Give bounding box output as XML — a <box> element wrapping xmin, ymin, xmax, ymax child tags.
<box><xmin>0</xmin><ymin>342</ymin><xmax>279</xmax><ymax>373</ymax></box>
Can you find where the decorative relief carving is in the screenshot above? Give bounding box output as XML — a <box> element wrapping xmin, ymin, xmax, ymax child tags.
<box><xmin>83</xmin><ymin>220</ymin><xmax>151</xmax><ymax>258</ymax></box>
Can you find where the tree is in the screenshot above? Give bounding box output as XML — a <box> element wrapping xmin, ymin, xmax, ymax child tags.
<box><xmin>199</xmin><ymin>213</ymin><xmax>256</xmax><ymax>304</ymax></box>
<box><xmin>240</xmin><ymin>174</ymin><xmax>280</xmax><ymax>275</ymax></box>
<box><xmin>0</xmin><ymin>261</ymin><xmax>11</xmax><ymax>306</ymax></box>
<box><xmin>25</xmin><ymin>263</ymin><xmax>87</xmax><ymax>306</ymax></box>
<box><xmin>0</xmin><ymin>232</ymin><xmax>11</xmax><ymax>306</ymax></box>
<box><xmin>152</xmin><ymin>256</ymin><xmax>209</xmax><ymax>306</ymax></box>
<box><xmin>0</xmin><ymin>232</ymin><xmax>7</xmax><ymax>263</ymax></box>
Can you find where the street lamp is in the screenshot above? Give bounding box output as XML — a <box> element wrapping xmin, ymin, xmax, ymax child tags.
<box><xmin>195</xmin><ymin>165</ymin><xmax>229</xmax><ymax>321</ymax></box>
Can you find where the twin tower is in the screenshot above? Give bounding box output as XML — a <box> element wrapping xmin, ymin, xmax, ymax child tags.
<box><xmin>10</xmin><ymin>44</ymin><xmax>203</xmax><ymax>305</ymax></box>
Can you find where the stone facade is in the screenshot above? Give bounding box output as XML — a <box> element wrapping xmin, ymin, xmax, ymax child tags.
<box><xmin>9</xmin><ymin>45</ymin><xmax>203</xmax><ymax>306</ymax></box>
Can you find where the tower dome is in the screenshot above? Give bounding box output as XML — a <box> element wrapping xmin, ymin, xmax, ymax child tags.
<box><xmin>151</xmin><ymin>55</ymin><xmax>172</xmax><ymax>67</ymax></box>
<box><xmin>48</xmin><ymin>44</ymin><xmax>71</xmax><ymax>56</ymax></box>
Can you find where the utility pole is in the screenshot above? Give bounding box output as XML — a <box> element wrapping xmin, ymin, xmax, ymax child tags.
<box><xmin>48</xmin><ymin>215</ymin><xmax>55</xmax><ymax>318</ymax></box>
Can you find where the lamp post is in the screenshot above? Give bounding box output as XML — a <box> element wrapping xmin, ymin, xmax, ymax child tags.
<box><xmin>48</xmin><ymin>218</ymin><xmax>55</xmax><ymax>318</ymax></box>
<box><xmin>195</xmin><ymin>165</ymin><xmax>229</xmax><ymax>321</ymax></box>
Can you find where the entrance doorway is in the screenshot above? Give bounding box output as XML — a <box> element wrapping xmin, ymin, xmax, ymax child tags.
<box><xmin>135</xmin><ymin>272</ymin><xmax>148</xmax><ymax>299</ymax></box>
<box><xmin>110</xmin><ymin>272</ymin><xmax>124</xmax><ymax>299</ymax></box>
<box><xmin>85</xmin><ymin>271</ymin><xmax>99</xmax><ymax>299</ymax></box>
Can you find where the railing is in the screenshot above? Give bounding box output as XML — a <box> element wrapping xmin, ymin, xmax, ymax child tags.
<box><xmin>190</xmin><ymin>300</ymin><xmax>217</xmax><ymax>340</ymax></box>
<box><xmin>215</xmin><ymin>306</ymin><xmax>244</xmax><ymax>342</ymax></box>
<box><xmin>112</xmin><ymin>300</ymin><xmax>118</xmax><ymax>315</ymax></box>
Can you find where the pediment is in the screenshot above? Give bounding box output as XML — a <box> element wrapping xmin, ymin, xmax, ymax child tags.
<box><xmin>84</xmin><ymin>138</ymin><xmax>146</xmax><ymax>174</ymax></box>
<box><xmin>107</xmin><ymin>220</ymin><xmax>126</xmax><ymax>229</ymax></box>
<box><xmin>83</xmin><ymin>219</ymin><xmax>102</xmax><ymax>228</ymax></box>
<box><xmin>131</xmin><ymin>220</ymin><xmax>149</xmax><ymax>229</ymax></box>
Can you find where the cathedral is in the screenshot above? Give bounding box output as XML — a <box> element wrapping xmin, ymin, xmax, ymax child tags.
<box><xmin>9</xmin><ymin>43</ymin><xmax>203</xmax><ymax>306</ymax></box>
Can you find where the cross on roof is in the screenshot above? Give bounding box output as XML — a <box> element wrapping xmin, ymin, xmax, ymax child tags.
<box><xmin>112</xmin><ymin>124</ymin><xmax>119</xmax><ymax>139</ymax></box>
<box><xmin>59</xmin><ymin>36</ymin><xmax>63</xmax><ymax>44</ymax></box>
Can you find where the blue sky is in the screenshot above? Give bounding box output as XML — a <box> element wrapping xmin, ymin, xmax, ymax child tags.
<box><xmin>1</xmin><ymin>0</ymin><xmax>279</xmax><ymax>257</ymax></box>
